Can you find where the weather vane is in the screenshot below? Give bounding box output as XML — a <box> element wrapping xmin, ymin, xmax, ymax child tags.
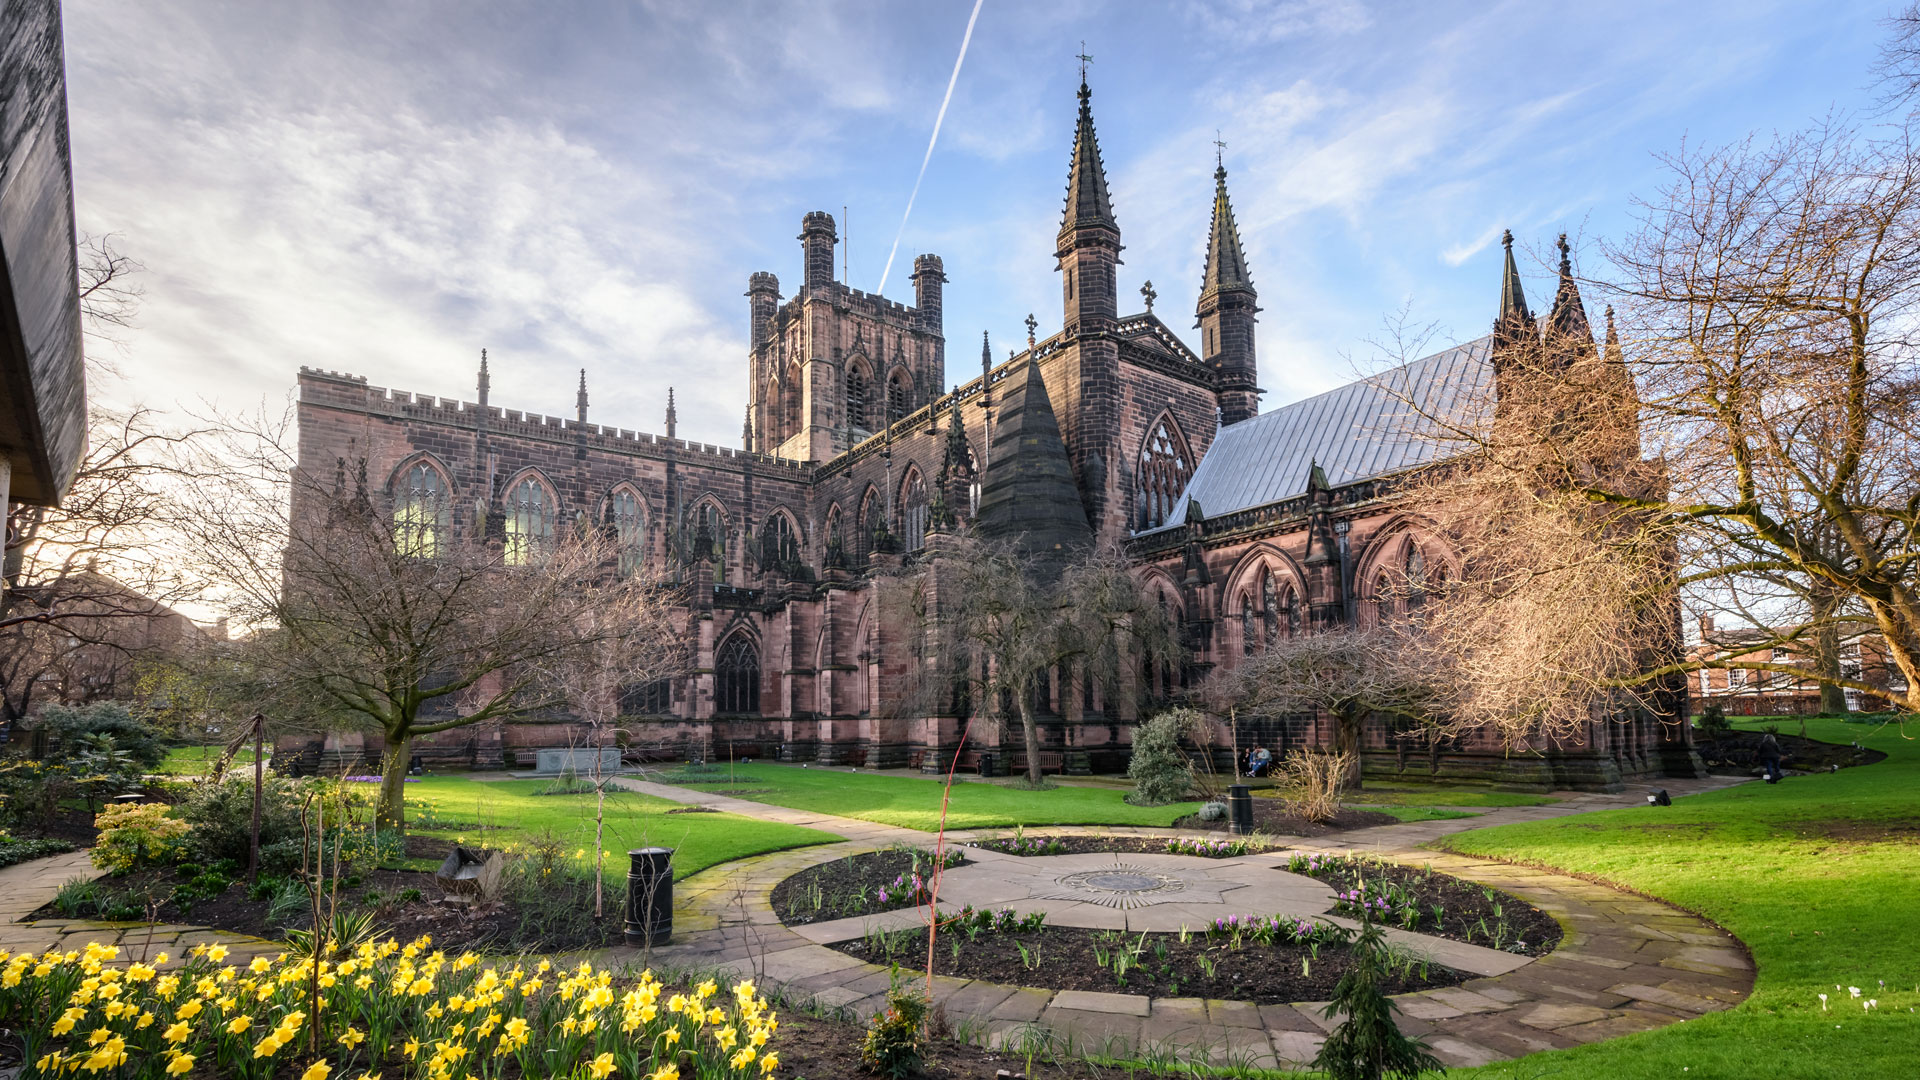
<box><xmin>1141</xmin><ymin>281</ymin><xmax>1156</xmax><ymax>312</ymax></box>
<box><xmin>1214</xmin><ymin>130</ymin><xmax>1227</xmax><ymax>167</ymax></box>
<box><xmin>1077</xmin><ymin>42</ymin><xmax>1093</xmax><ymax>82</ymax></box>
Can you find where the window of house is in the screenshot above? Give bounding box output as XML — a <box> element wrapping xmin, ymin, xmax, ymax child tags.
<box><xmin>1134</xmin><ymin>418</ymin><xmax>1192</xmax><ymax>531</ymax></box>
<box><xmin>394</xmin><ymin>462</ymin><xmax>449</xmax><ymax>558</ymax></box>
<box><xmin>1772</xmin><ymin>646</ymin><xmax>1791</xmax><ymax>662</ymax></box>
<box><xmin>609</xmin><ymin>489</ymin><xmax>645</xmax><ymax>576</ymax></box>
<box><xmin>504</xmin><ymin>477</ymin><xmax>552</xmax><ymax>566</ymax></box>
<box><xmin>1728</xmin><ymin>668</ymin><xmax>1747</xmax><ymax>689</ymax></box>
<box><xmin>901</xmin><ymin>471</ymin><xmax>929</xmax><ymax>552</ymax></box>
<box><xmin>1845</xmin><ymin>688</ymin><xmax>1863</xmax><ymax>712</ymax></box>
<box><xmin>714</xmin><ymin>636</ymin><xmax>760</xmax><ymax>714</ymax></box>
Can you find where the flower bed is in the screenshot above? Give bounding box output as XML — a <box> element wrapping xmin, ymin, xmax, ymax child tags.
<box><xmin>769</xmin><ymin>847</ymin><xmax>963</xmax><ymax>926</ymax></box>
<box><xmin>1285</xmin><ymin>853</ymin><xmax>1562</xmax><ymax>956</ymax></box>
<box><xmin>836</xmin><ymin>913</ymin><xmax>1471</xmax><ymax>1004</ymax></box>
<box><xmin>0</xmin><ymin>937</ymin><xmax>779</xmax><ymax>1080</ymax></box>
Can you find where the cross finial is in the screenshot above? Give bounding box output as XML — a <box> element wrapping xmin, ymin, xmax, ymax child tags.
<box><xmin>1077</xmin><ymin>42</ymin><xmax>1093</xmax><ymax>83</ymax></box>
<box><xmin>1141</xmin><ymin>280</ymin><xmax>1157</xmax><ymax>312</ymax></box>
<box><xmin>1213</xmin><ymin>130</ymin><xmax>1227</xmax><ymax>168</ymax></box>
<box><xmin>1024</xmin><ymin>312</ymin><xmax>1038</xmax><ymax>347</ymax></box>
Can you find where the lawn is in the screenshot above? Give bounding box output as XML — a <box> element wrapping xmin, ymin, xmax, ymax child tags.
<box><xmin>644</xmin><ymin>762</ymin><xmax>1204</xmax><ymax>831</ymax></box>
<box><xmin>1440</xmin><ymin>716</ymin><xmax>1920</xmax><ymax>1079</ymax></box>
<box><xmin>156</xmin><ymin>744</ymin><xmax>268</xmax><ymax>775</ymax></box>
<box><xmin>1339</xmin><ymin>784</ymin><xmax>1558</xmax><ymax>808</ymax></box>
<box><xmin>390</xmin><ymin>776</ymin><xmax>837</xmax><ymax>880</ymax></box>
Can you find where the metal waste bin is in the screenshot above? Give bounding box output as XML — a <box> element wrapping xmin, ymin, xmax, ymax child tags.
<box><xmin>1228</xmin><ymin>784</ymin><xmax>1255</xmax><ymax>836</ymax></box>
<box><xmin>624</xmin><ymin>847</ymin><xmax>674</xmax><ymax>947</ymax></box>
<box><xmin>978</xmin><ymin>752</ymin><xmax>997</xmax><ymax>778</ymax></box>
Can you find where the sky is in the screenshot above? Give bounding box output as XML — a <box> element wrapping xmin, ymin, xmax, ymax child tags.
<box><xmin>63</xmin><ymin>0</ymin><xmax>1896</xmax><ymax>448</ymax></box>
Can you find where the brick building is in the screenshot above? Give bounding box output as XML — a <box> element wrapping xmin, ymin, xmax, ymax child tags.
<box><xmin>1688</xmin><ymin>615</ymin><xmax>1904</xmax><ymax>715</ymax></box>
<box><xmin>290</xmin><ymin>77</ymin><xmax>1705</xmax><ymax>790</ymax></box>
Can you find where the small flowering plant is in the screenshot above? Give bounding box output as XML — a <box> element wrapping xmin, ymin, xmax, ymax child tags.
<box><xmin>0</xmin><ymin>936</ymin><xmax>781</xmax><ymax>1080</ymax></box>
<box><xmin>1203</xmin><ymin>912</ymin><xmax>1345</xmax><ymax>949</ymax></box>
<box><xmin>1164</xmin><ymin>837</ymin><xmax>1261</xmax><ymax>859</ymax></box>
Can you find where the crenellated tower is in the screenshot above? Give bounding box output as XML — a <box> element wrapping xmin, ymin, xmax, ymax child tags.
<box><xmin>1197</xmin><ymin>161</ymin><xmax>1260</xmax><ymax>425</ymax></box>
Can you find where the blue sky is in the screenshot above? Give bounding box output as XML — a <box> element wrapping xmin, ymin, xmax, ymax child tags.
<box><xmin>65</xmin><ymin>0</ymin><xmax>1892</xmax><ymax>447</ymax></box>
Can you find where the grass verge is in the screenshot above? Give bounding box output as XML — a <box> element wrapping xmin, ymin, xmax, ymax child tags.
<box><xmin>1439</xmin><ymin>716</ymin><xmax>1919</xmax><ymax>1079</ymax></box>
<box><xmin>643</xmin><ymin>762</ymin><xmax>1203</xmax><ymax>830</ymax></box>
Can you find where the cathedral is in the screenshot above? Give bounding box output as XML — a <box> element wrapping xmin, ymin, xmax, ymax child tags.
<box><xmin>291</xmin><ymin>77</ymin><xmax>1705</xmax><ymax>792</ymax></box>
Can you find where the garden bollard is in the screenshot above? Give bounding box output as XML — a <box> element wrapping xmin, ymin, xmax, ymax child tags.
<box><xmin>624</xmin><ymin>847</ymin><xmax>674</xmax><ymax>947</ymax></box>
<box><xmin>1228</xmin><ymin>784</ymin><xmax>1254</xmax><ymax>835</ymax></box>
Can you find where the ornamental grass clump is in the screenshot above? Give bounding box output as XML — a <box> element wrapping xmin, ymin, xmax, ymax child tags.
<box><xmin>0</xmin><ymin>936</ymin><xmax>781</xmax><ymax>1080</ymax></box>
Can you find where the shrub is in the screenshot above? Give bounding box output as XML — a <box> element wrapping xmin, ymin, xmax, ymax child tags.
<box><xmin>175</xmin><ymin>774</ymin><xmax>305</xmax><ymax>866</ymax></box>
<box><xmin>37</xmin><ymin>703</ymin><xmax>169</xmax><ymax>768</ymax></box>
<box><xmin>90</xmin><ymin>803</ymin><xmax>192</xmax><ymax>874</ymax></box>
<box><xmin>1313</xmin><ymin>920</ymin><xmax>1445</xmax><ymax>1080</ymax></box>
<box><xmin>1126</xmin><ymin>708</ymin><xmax>1202</xmax><ymax>806</ymax></box>
<box><xmin>1697</xmin><ymin>703</ymin><xmax>1730</xmax><ymax>738</ymax></box>
<box><xmin>860</xmin><ymin>981</ymin><xmax>930</xmax><ymax>1078</ymax></box>
<box><xmin>1276</xmin><ymin>749</ymin><xmax>1351</xmax><ymax>824</ymax></box>
<box><xmin>1198</xmin><ymin>801</ymin><xmax>1227</xmax><ymax>821</ymax></box>
<box><xmin>0</xmin><ymin>832</ymin><xmax>75</xmax><ymax>869</ymax></box>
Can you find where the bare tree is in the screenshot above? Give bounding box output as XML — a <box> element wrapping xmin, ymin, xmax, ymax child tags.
<box><xmin>914</xmin><ymin>534</ymin><xmax>1179</xmax><ymax>788</ymax></box>
<box><xmin>183</xmin><ymin>409</ymin><xmax>683</xmax><ymax>831</ymax></box>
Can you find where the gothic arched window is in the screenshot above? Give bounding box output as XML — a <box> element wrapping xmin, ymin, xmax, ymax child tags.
<box><xmin>860</xmin><ymin>488</ymin><xmax>883</xmax><ymax>557</ymax></box>
<box><xmin>1135</xmin><ymin>416</ymin><xmax>1193</xmax><ymax>531</ymax></box>
<box><xmin>1405</xmin><ymin>542</ymin><xmax>1428</xmax><ymax>611</ymax></box>
<box><xmin>1283</xmin><ymin>584</ymin><xmax>1300</xmax><ymax>636</ymax></box>
<box><xmin>609</xmin><ymin>488</ymin><xmax>645</xmax><ymax>576</ymax></box>
<box><xmin>965</xmin><ymin>445</ymin><xmax>982</xmax><ymax>515</ymax></box>
<box><xmin>692</xmin><ymin>501</ymin><xmax>726</xmax><ymax>564</ymax></box>
<box><xmin>1240</xmin><ymin>593</ymin><xmax>1256</xmax><ymax>656</ymax></box>
<box><xmin>823</xmin><ymin>504</ymin><xmax>844</xmax><ymax>567</ymax></box>
<box><xmin>901</xmin><ymin>470</ymin><xmax>929</xmax><ymax>552</ymax></box>
<box><xmin>394</xmin><ymin>461</ymin><xmax>449</xmax><ymax>558</ymax></box>
<box><xmin>1261</xmin><ymin>570</ymin><xmax>1280</xmax><ymax>644</ymax></box>
<box><xmin>504</xmin><ymin>476</ymin><xmax>552</xmax><ymax>566</ymax></box>
<box><xmin>714</xmin><ymin>635</ymin><xmax>761</xmax><ymax>714</ymax></box>
<box><xmin>762</xmin><ymin>512</ymin><xmax>799</xmax><ymax>572</ymax></box>
<box><xmin>887</xmin><ymin>370</ymin><xmax>912</xmax><ymax>425</ymax></box>
<box><xmin>846</xmin><ymin>364</ymin><xmax>872</xmax><ymax>430</ymax></box>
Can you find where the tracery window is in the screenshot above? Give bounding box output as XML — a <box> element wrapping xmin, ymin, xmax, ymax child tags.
<box><xmin>1262</xmin><ymin>571</ymin><xmax>1280</xmax><ymax>643</ymax></box>
<box><xmin>762</xmin><ymin>512</ymin><xmax>799</xmax><ymax>572</ymax></box>
<box><xmin>1240</xmin><ymin>593</ymin><xmax>1256</xmax><ymax>656</ymax></box>
<box><xmin>860</xmin><ymin>489</ymin><xmax>883</xmax><ymax>556</ymax></box>
<box><xmin>714</xmin><ymin>636</ymin><xmax>761</xmax><ymax>714</ymax></box>
<box><xmin>846</xmin><ymin>364</ymin><xmax>872</xmax><ymax>430</ymax></box>
<box><xmin>621</xmin><ymin>679</ymin><xmax>673</xmax><ymax>716</ymax></box>
<box><xmin>901</xmin><ymin>470</ymin><xmax>929</xmax><ymax>552</ymax></box>
<box><xmin>823</xmin><ymin>505</ymin><xmax>844</xmax><ymax>566</ymax></box>
<box><xmin>394</xmin><ymin>462</ymin><xmax>449</xmax><ymax>558</ymax></box>
<box><xmin>1134</xmin><ymin>417</ymin><xmax>1193</xmax><ymax>531</ymax></box>
<box><xmin>692</xmin><ymin>501</ymin><xmax>726</xmax><ymax>564</ymax></box>
<box><xmin>504</xmin><ymin>476</ymin><xmax>552</xmax><ymax>566</ymax></box>
<box><xmin>609</xmin><ymin>488</ymin><xmax>645</xmax><ymax>576</ymax></box>
<box><xmin>887</xmin><ymin>370</ymin><xmax>912</xmax><ymax>425</ymax></box>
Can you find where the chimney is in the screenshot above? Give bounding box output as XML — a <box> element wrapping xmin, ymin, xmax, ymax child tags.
<box><xmin>1698</xmin><ymin>613</ymin><xmax>1715</xmax><ymax>641</ymax></box>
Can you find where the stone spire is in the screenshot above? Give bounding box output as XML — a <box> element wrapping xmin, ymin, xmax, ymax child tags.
<box><xmin>1492</xmin><ymin>229</ymin><xmax>1537</xmax><ymax>351</ymax></box>
<box><xmin>665</xmin><ymin>387</ymin><xmax>677</xmax><ymax>438</ymax></box>
<box><xmin>1544</xmin><ymin>232</ymin><xmax>1595</xmax><ymax>355</ymax></box>
<box><xmin>1198</xmin><ymin>159</ymin><xmax>1260</xmax><ymax>425</ymax></box>
<box><xmin>575</xmin><ymin>369</ymin><xmax>588</xmax><ymax>423</ymax></box>
<box><xmin>1200</xmin><ymin>163</ymin><xmax>1252</xmax><ymax>295</ymax></box>
<box><xmin>1059</xmin><ymin>77</ymin><xmax>1116</xmax><ymax>238</ymax></box>
<box><xmin>1057</xmin><ymin>75</ymin><xmax>1122</xmax><ymax>333</ymax></box>
<box><xmin>974</xmin><ymin>358</ymin><xmax>1092</xmax><ymax>560</ymax></box>
<box><xmin>477</xmin><ymin>348</ymin><xmax>490</xmax><ymax>406</ymax></box>
<box><xmin>742</xmin><ymin>403</ymin><xmax>753</xmax><ymax>450</ymax></box>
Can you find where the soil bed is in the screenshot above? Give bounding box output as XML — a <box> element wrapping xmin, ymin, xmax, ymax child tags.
<box><xmin>771</xmin><ymin>847</ymin><xmax>963</xmax><ymax>925</ymax></box>
<box><xmin>1696</xmin><ymin>729</ymin><xmax>1886</xmax><ymax>774</ymax></box>
<box><xmin>1173</xmin><ymin>803</ymin><xmax>1400</xmax><ymax>835</ymax></box>
<box><xmin>1286</xmin><ymin>853</ymin><xmax>1561</xmax><ymax>956</ymax></box>
<box><xmin>833</xmin><ymin>923</ymin><xmax>1469</xmax><ymax>1004</ymax></box>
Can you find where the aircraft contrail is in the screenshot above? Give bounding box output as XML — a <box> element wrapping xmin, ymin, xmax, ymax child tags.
<box><xmin>875</xmin><ymin>0</ymin><xmax>984</xmax><ymax>297</ymax></box>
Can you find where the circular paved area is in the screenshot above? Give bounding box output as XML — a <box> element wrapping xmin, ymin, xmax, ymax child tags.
<box><xmin>939</xmin><ymin>851</ymin><xmax>1331</xmax><ymax>925</ymax></box>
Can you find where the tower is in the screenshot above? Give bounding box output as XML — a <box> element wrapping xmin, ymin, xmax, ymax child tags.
<box><xmin>747</xmin><ymin>271</ymin><xmax>780</xmax><ymax>349</ymax></box>
<box><xmin>911</xmin><ymin>253</ymin><xmax>948</xmax><ymax>398</ymax></box>
<box><xmin>1197</xmin><ymin>160</ymin><xmax>1260</xmax><ymax>425</ymax></box>
<box><xmin>1057</xmin><ymin>76</ymin><xmax>1121</xmax><ymax>333</ymax></box>
<box><xmin>800</xmin><ymin>211</ymin><xmax>836</xmax><ymax>290</ymax></box>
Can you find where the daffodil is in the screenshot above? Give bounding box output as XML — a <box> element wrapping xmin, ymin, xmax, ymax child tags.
<box><xmin>166</xmin><ymin>1053</ymin><xmax>195</xmax><ymax>1075</ymax></box>
<box><xmin>589</xmin><ymin>1052</ymin><xmax>617</xmax><ymax>1079</ymax></box>
<box><xmin>302</xmin><ymin>1061</ymin><xmax>331</xmax><ymax>1080</ymax></box>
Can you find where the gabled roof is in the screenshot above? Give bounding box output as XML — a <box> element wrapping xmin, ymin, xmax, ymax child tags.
<box><xmin>1150</xmin><ymin>335</ymin><xmax>1494</xmax><ymax>530</ymax></box>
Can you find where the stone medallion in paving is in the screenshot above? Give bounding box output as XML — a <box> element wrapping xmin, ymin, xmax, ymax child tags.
<box><xmin>936</xmin><ymin>851</ymin><xmax>1338</xmax><ymax>931</ymax></box>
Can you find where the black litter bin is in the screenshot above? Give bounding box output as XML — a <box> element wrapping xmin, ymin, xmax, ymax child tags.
<box><xmin>978</xmin><ymin>752</ymin><xmax>997</xmax><ymax>778</ymax></box>
<box><xmin>624</xmin><ymin>847</ymin><xmax>674</xmax><ymax>947</ymax></box>
<box><xmin>1228</xmin><ymin>784</ymin><xmax>1255</xmax><ymax>836</ymax></box>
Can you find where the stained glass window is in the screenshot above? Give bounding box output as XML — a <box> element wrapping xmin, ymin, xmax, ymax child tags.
<box><xmin>504</xmin><ymin>476</ymin><xmax>552</xmax><ymax>566</ymax></box>
<box><xmin>394</xmin><ymin>462</ymin><xmax>448</xmax><ymax>558</ymax></box>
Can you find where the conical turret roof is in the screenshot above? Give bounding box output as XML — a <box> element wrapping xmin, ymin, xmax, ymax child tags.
<box><xmin>1058</xmin><ymin>79</ymin><xmax>1116</xmax><ymax>242</ymax></box>
<box><xmin>974</xmin><ymin>358</ymin><xmax>1092</xmax><ymax>557</ymax></box>
<box><xmin>1201</xmin><ymin>164</ymin><xmax>1252</xmax><ymax>295</ymax></box>
<box><xmin>1545</xmin><ymin>233</ymin><xmax>1594</xmax><ymax>351</ymax></box>
<box><xmin>1493</xmin><ymin>229</ymin><xmax>1536</xmax><ymax>349</ymax></box>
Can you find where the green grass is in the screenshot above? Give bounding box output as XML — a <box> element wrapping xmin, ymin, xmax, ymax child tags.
<box><xmin>642</xmin><ymin>763</ymin><xmax>1203</xmax><ymax>831</ymax></box>
<box><xmin>393</xmin><ymin>777</ymin><xmax>837</xmax><ymax>881</ymax></box>
<box><xmin>1337</xmin><ymin>784</ymin><xmax>1558</xmax><ymax>808</ymax></box>
<box><xmin>1350</xmin><ymin>805</ymin><xmax>1480</xmax><ymax>822</ymax></box>
<box><xmin>1440</xmin><ymin>716</ymin><xmax>1920</xmax><ymax>1079</ymax></box>
<box><xmin>156</xmin><ymin>745</ymin><xmax>267</xmax><ymax>775</ymax></box>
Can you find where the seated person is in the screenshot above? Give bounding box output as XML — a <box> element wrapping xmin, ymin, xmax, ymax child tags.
<box><xmin>1248</xmin><ymin>746</ymin><xmax>1273</xmax><ymax>777</ymax></box>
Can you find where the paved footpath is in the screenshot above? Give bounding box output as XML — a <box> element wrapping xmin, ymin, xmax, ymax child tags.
<box><xmin>603</xmin><ymin>773</ymin><xmax>1757</xmax><ymax>1071</ymax></box>
<box><xmin>0</xmin><ymin>850</ymin><xmax>280</xmax><ymax>964</ymax></box>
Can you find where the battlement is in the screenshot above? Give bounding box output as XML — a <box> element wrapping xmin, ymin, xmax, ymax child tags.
<box><xmin>295</xmin><ymin>367</ymin><xmax>810</xmax><ymax>474</ymax></box>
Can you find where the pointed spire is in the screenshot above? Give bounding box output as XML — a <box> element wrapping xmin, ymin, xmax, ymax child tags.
<box><xmin>942</xmin><ymin>392</ymin><xmax>968</xmax><ymax>481</ymax></box>
<box><xmin>1200</xmin><ymin>162</ymin><xmax>1252</xmax><ymax>295</ymax></box>
<box><xmin>742</xmin><ymin>403</ymin><xmax>753</xmax><ymax>450</ymax></box>
<box><xmin>1604</xmin><ymin>304</ymin><xmax>1620</xmax><ymax>359</ymax></box>
<box><xmin>1493</xmin><ymin>229</ymin><xmax>1537</xmax><ymax>351</ymax></box>
<box><xmin>1059</xmin><ymin>75</ymin><xmax>1116</xmax><ymax>240</ymax></box>
<box><xmin>1545</xmin><ymin>232</ymin><xmax>1595</xmax><ymax>353</ymax></box>
<box><xmin>665</xmin><ymin>387</ymin><xmax>677</xmax><ymax>438</ymax></box>
<box><xmin>477</xmin><ymin>348</ymin><xmax>491</xmax><ymax>406</ymax></box>
<box><xmin>975</xmin><ymin>358</ymin><xmax>1093</xmax><ymax>560</ymax></box>
<box><xmin>575</xmin><ymin>369</ymin><xmax>589</xmax><ymax>423</ymax></box>
<box><xmin>980</xmin><ymin>331</ymin><xmax>993</xmax><ymax>406</ymax></box>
